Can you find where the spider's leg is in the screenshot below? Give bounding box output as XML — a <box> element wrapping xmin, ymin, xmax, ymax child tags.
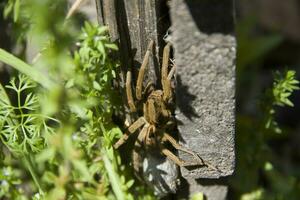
<box><xmin>126</xmin><ymin>71</ymin><xmax>137</xmax><ymax>113</ymax></box>
<box><xmin>161</xmin><ymin>147</ymin><xmax>186</xmax><ymax>166</ymax></box>
<box><xmin>143</xmin><ymin>81</ymin><xmax>155</xmax><ymax>97</ymax></box>
<box><xmin>133</xmin><ymin>124</ymin><xmax>149</xmax><ymax>181</ymax></box>
<box><xmin>167</xmin><ymin>64</ymin><xmax>176</xmax><ymax>80</ymax></box>
<box><xmin>161</xmin><ymin>43</ymin><xmax>171</xmax><ymax>82</ymax></box>
<box><xmin>162</xmin><ymin>133</ymin><xmax>199</xmax><ymax>158</ymax></box>
<box><xmin>161</xmin><ymin>43</ymin><xmax>172</xmax><ymax>101</ymax></box>
<box><xmin>144</xmin><ymin>124</ymin><xmax>156</xmax><ymax>148</ymax></box>
<box><xmin>113</xmin><ymin>117</ymin><xmax>146</xmax><ymax>149</ymax></box>
<box><xmin>162</xmin><ymin>133</ymin><xmax>219</xmax><ymax>170</ymax></box>
<box><xmin>136</xmin><ymin>40</ymin><xmax>154</xmax><ymax>100</ymax></box>
<box><xmin>162</xmin><ymin>147</ymin><xmax>206</xmax><ymax>167</ymax></box>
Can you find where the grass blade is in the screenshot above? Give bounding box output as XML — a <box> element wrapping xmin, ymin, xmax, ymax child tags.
<box><xmin>0</xmin><ymin>48</ymin><xmax>55</xmax><ymax>89</ymax></box>
<box><xmin>102</xmin><ymin>150</ymin><xmax>125</xmax><ymax>200</ymax></box>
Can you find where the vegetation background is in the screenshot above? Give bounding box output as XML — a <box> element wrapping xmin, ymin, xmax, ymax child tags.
<box><xmin>0</xmin><ymin>0</ymin><xmax>299</xmax><ymax>199</ymax></box>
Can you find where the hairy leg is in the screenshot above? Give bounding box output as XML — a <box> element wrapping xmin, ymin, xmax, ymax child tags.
<box><xmin>126</xmin><ymin>71</ymin><xmax>136</xmax><ymax>112</ymax></box>
<box><xmin>144</xmin><ymin>125</ymin><xmax>157</xmax><ymax>148</ymax></box>
<box><xmin>136</xmin><ymin>40</ymin><xmax>154</xmax><ymax>100</ymax></box>
<box><xmin>161</xmin><ymin>148</ymin><xmax>185</xmax><ymax>166</ymax></box>
<box><xmin>161</xmin><ymin>147</ymin><xmax>203</xmax><ymax>167</ymax></box>
<box><xmin>161</xmin><ymin>43</ymin><xmax>172</xmax><ymax>101</ymax></box>
<box><xmin>161</xmin><ymin>43</ymin><xmax>171</xmax><ymax>83</ymax></box>
<box><xmin>162</xmin><ymin>133</ymin><xmax>219</xmax><ymax>170</ymax></box>
<box><xmin>167</xmin><ymin>64</ymin><xmax>176</xmax><ymax>80</ymax></box>
<box><xmin>132</xmin><ymin>124</ymin><xmax>149</xmax><ymax>180</ymax></box>
<box><xmin>113</xmin><ymin>117</ymin><xmax>146</xmax><ymax>149</ymax></box>
<box><xmin>162</xmin><ymin>133</ymin><xmax>200</xmax><ymax>159</ymax></box>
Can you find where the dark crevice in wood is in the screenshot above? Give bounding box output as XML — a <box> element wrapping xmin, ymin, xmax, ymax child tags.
<box><xmin>115</xmin><ymin>0</ymin><xmax>133</xmax><ymax>74</ymax></box>
<box><xmin>95</xmin><ymin>0</ymin><xmax>104</xmax><ymax>25</ymax></box>
<box><xmin>138</xmin><ymin>1</ymin><xmax>146</xmax><ymax>60</ymax></box>
<box><xmin>154</xmin><ymin>0</ymin><xmax>172</xmax><ymax>88</ymax></box>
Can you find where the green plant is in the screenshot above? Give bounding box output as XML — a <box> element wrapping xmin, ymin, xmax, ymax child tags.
<box><xmin>0</xmin><ymin>1</ymin><xmax>156</xmax><ymax>199</ymax></box>
<box><xmin>232</xmin><ymin>70</ymin><xmax>300</xmax><ymax>200</ymax></box>
<box><xmin>231</xmin><ymin>15</ymin><xmax>300</xmax><ymax>199</ymax></box>
<box><xmin>3</xmin><ymin>0</ymin><xmax>20</xmax><ymax>22</ymax></box>
<box><xmin>265</xmin><ymin>70</ymin><xmax>300</xmax><ymax>133</ymax></box>
<box><xmin>0</xmin><ymin>74</ymin><xmax>56</xmax><ymax>154</ymax></box>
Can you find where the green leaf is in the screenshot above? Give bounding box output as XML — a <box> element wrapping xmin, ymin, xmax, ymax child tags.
<box><xmin>46</xmin><ymin>187</ymin><xmax>66</xmax><ymax>200</ymax></box>
<box><xmin>97</xmin><ymin>42</ymin><xmax>105</xmax><ymax>56</ymax></box>
<box><xmin>126</xmin><ymin>179</ymin><xmax>134</xmax><ymax>188</ymax></box>
<box><xmin>93</xmin><ymin>81</ymin><xmax>102</xmax><ymax>91</ymax></box>
<box><xmin>104</xmin><ymin>43</ymin><xmax>118</xmax><ymax>51</ymax></box>
<box><xmin>241</xmin><ymin>189</ymin><xmax>264</xmax><ymax>200</ymax></box>
<box><xmin>72</xmin><ymin>160</ymin><xmax>92</xmax><ymax>182</ymax></box>
<box><xmin>96</xmin><ymin>26</ymin><xmax>109</xmax><ymax>35</ymax></box>
<box><xmin>43</xmin><ymin>171</ymin><xmax>57</xmax><ymax>184</ymax></box>
<box><xmin>36</xmin><ymin>148</ymin><xmax>56</xmax><ymax>163</ymax></box>
<box><xmin>190</xmin><ymin>192</ymin><xmax>204</xmax><ymax>200</ymax></box>
<box><xmin>102</xmin><ymin>150</ymin><xmax>125</xmax><ymax>200</ymax></box>
<box><xmin>0</xmin><ymin>82</ymin><xmax>12</xmax><ymax>107</ymax></box>
<box><xmin>65</xmin><ymin>79</ymin><xmax>74</xmax><ymax>88</ymax></box>
<box><xmin>3</xmin><ymin>2</ymin><xmax>13</xmax><ymax>19</ymax></box>
<box><xmin>13</xmin><ymin>0</ymin><xmax>20</xmax><ymax>22</ymax></box>
<box><xmin>282</xmin><ymin>98</ymin><xmax>294</xmax><ymax>107</ymax></box>
<box><xmin>0</xmin><ymin>48</ymin><xmax>55</xmax><ymax>89</ymax></box>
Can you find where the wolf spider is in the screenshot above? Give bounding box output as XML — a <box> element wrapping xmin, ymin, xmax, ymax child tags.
<box><xmin>113</xmin><ymin>40</ymin><xmax>209</xmax><ymax>177</ymax></box>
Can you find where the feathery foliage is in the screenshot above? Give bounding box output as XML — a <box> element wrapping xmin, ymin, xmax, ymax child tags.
<box><xmin>0</xmin><ymin>0</ymin><xmax>155</xmax><ymax>199</ymax></box>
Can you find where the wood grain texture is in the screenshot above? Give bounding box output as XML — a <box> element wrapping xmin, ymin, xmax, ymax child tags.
<box><xmin>95</xmin><ymin>0</ymin><xmax>179</xmax><ymax>197</ymax></box>
<box><xmin>169</xmin><ymin>0</ymin><xmax>236</xmax><ymax>179</ymax></box>
<box><xmin>169</xmin><ymin>0</ymin><xmax>236</xmax><ymax>199</ymax></box>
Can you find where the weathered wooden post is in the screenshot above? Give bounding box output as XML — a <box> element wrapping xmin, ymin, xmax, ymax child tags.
<box><xmin>169</xmin><ymin>0</ymin><xmax>235</xmax><ymax>199</ymax></box>
<box><xmin>95</xmin><ymin>0</ymin><xmax>235</xmax><ymax>199</ymax></box>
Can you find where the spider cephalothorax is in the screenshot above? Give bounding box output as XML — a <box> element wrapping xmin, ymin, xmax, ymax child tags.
<box><xmin>113</xmin><ymin>40</ymin><xmax>209</xmax><ymax>179</ymax></box>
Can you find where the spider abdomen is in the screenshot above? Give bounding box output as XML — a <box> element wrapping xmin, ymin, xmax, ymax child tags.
<box><xmin>144</xmin><ymin>90</ymin><xmax>170</xmax><ymax>125</ymax></box>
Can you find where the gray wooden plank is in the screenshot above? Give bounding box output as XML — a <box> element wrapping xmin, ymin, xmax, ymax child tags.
<box><xmin>169</xmin><ymin>0</ymin><xmax>236</xmax><ymax>179</ymax></box>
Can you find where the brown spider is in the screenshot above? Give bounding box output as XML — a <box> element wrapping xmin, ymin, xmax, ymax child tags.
<box><xmin>113</xmin><ymin>40</ymin><xmax>209</xmax><ymax>178</ymax></box>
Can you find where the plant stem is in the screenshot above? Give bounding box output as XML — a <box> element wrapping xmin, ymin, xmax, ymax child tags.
<box><xmin>23</xmin><ymin>155</ymin><xmax>44</xmax><ymax>194</ymax></box>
